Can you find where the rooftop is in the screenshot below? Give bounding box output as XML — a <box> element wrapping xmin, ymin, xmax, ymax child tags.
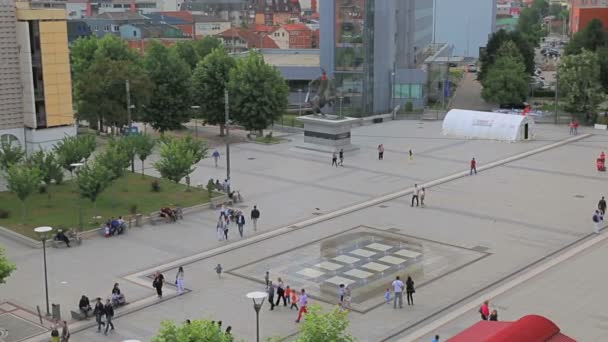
<box><xmin>92</xmin><ymin>12</ymin><xmax>149</xmax><ymax>20</ymax></box>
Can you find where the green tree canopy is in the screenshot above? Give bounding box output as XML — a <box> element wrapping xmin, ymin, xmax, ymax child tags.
<box><xmin>191</xmin><ymin>47</ymin><xmax>235</xmax><ymax>136</ymax></box>
<box><xmin>296</xmin><ymin>305</ymin><xmax>354</xmax><ymax>342</ymax></box>
<box><xmin>134</xmin><ymin>133</ymin><xmax>156</xmax><ymax>177</ymax></box>
<box><xmin>6</xmin><ymin>164</ymin><xmax>42</xmax><ymax>221</ymax></box>
<box><xmin>154</xmin><ymin>136</ymin><xmax>202</xmax><ymax>183</ymax></box>
<box><xmin>97</xmin><ymin>139</ymin><xmax>131</xmax><ymax>181</ymax></box>
<box><xmin>27</xmin><ymin>150</ymin><xmax>64</xmax><ymax>186</ymax></box>
<box><xmin>0</xmin><ymin>141</ymin><xmax>24</xmax><ymax>171</ymax></box>
<box><xmin>0</xmin><ymin>247</ymin><xmax>16</xmax><ymax>284</ymax></box>
<box><xmin>565</xmin><ymin>19</ymin><xmax>607</xmax><ymax>55</ymax></box>
<box><xmin>72</xmin><ymin>35</ymin><xmax>151</xmax><ymax>130</ymax></box>
<box><xmin>228</xmin><ymin>51</ymin><xmax>289</xmax><ymax>133</ymax></box>
<box><xmin>76</xmin><ymin>162</ymin><xmax>112</xmax><ymax>208</ymax></box>
<box><xmin>152</xmin><ymin>320</ymin><xmax>232</xmax><ymax>342</ymax></box>
<box><xmin>54</xmin><ymin>135</ymin><xmax>96</xmax><ymax>175</ymax></box>
<box><xmin>558</xmin><ymin>49</ymin><xmax>605</xmax><ymax>114</ymax></box>
<box><xmin>481</xmin><ymin>41</ymin><xmax>529</xmax><ymax>106</ymax></box>
<box><xmin>479</xmin><ymin>30</ymin><xmax>535</xmax><ymax>81</ymax></box>
<box><xmin>143</xmin><ymin>40</ymin><xmax>193</xmax><ymax>133</ymax></box>
<box><xmin>194</xmin><ymin>36</ymin><xmax>222</xmax><ymax>61</ymax></box>
<box><xmin>172</xmin><ymin>40</ymin><xmax>199</xmax><ymax>71</ymax></box>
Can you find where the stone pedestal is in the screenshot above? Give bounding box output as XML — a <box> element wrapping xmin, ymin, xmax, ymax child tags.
<box><xmin>296</xmin><ymin>115</ymin><xmax>359</xmax><ymax>152</ymax></box>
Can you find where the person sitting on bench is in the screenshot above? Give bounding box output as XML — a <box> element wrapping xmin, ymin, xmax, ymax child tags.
<box><xmin>54</xmin><ymin>229</ymin><xmax>70</xmax><ymax>247</ymax></box>
<box><xmin>79</xmin><ymin>295</ymin><xmax>91</xmax><ymax>318</ymax></box>
<box><xmin>160</xmin><ymin>207</ymin><xmax>176</xmax><ymax>223</ymax></box>
<box><xmin>111</xmin><ymin>283</ymin><xmax>126</xmax><ymax>307</ymax></box>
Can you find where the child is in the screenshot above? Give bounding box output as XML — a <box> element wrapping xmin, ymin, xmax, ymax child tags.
<box><xmin>215</xmin><ymin>264</ymin><xmax>223</xmax><ymax>279</ymax></box>
<box><xmin>285</xmin><ymin>286</ymin><xmax>292</xmax><ymax>305</ymax></box>
<box><xmin>290</xmin><ymin>291</ymin><xmax>298</xmax><ymax>310</ymax></box>
<box><xmin>384</xmin><ymin>288</ymin><xmax>391</xmax><ymax>304</ymax></box>
<box><xmin>104</xmin><ymin>224</ymin><xmax>110</xmax><ymax>238</ymax></box>
<box><xmin>338</xmin><ymin>284</ymin><xmax>345</xmax><ymax>303</ymax></box>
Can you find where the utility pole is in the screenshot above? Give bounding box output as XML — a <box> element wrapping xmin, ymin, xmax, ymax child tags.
<box><xmin>554</xmin><ymin>71</ymin><xmax>559</xmax><ymax>124</ymax></box>
<box><xmin>224</xmin><ymin>89</ymin><xmax>231</xmax><ymax>186</ymax></box>
<box><xmin>126</xmin><ymin>79</ymin><xmax>132</xmax><ymax>129</ymax></box>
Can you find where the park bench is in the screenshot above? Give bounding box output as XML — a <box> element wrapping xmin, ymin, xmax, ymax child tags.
<box><xmin>51</xmin><ymin>230</ymin><xmax>82</xmax><ymax>248</ymax></box>
<box><xmin>210</xmin><ymin>197</ymin><xmax>233</xmax><ymax>209</ymax></box>
<box><xmin>150</xmin><ymin>207</ymin><xmax>183</xmax><ymax>225</ymax></box>
<box><xmin>71</xmin><ymin>301</ymin><xmax>128</xmax><ymax>321</ymax></box>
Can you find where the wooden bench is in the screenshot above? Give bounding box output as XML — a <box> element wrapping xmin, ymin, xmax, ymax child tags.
<box><xmin>70</xmin><ymin>309</ymin><xmax>90</xmax><ymax>320</ymax></box>
<box><xmin>210</xmin><ymin>198</ymin><xmax>233</xmax><ymax>209</ymax></box>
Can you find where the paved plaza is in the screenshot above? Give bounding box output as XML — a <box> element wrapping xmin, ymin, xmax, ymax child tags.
<box><xmin>0</xmin><ymin>120</ymin><xmax>607</xmax><ymax>341</ymax></box>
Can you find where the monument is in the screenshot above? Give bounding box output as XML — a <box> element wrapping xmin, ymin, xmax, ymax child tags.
<box><xmin>297</xmin><ymin>70</ymin><xmax>359</xmax><ymax>152</ymax></box>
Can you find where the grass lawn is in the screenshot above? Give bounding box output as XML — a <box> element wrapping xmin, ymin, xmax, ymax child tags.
<box><xmin>0</xmin><ymin>173</ymin><xmax>218</xmax><ymax>239</ymax></box>
<box><xmin>278</xmin><ymin>114</ymin><xmax>304</xmax><ymax>128</ymax></box>
<box><xmin>254</xmin><ymin>135</ymin><xmax>287</xmax><ymax>144</ymax></box>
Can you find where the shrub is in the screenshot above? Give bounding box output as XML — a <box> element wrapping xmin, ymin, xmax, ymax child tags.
<box><xmin>38</xmin><ymin>184</ymin><xmax>47</xmax><ymax>194</ymax></box>
<box><xmin>405</xmin><ymin>101</ymin><xmax>414</xmax><ymax>113</ymax></box>
<box><xmin>0</xmin><ymin>209</ymin><xmax>9</xmax><ymax>219</ymax></box>
<box><xmin>129</xmin><ymin>204</ymin><xmax>138</xmax><ymax>214</ymax></box>
<box><xmin>151</xmin><ymin>180</ymin><xmax>161</xmax><ymax>192</ymax></box>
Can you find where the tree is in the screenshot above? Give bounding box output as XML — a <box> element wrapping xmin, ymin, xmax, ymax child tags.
<box><xmin>549</xmin><ymin>3</ymin><xmax>565</xmax><ymax>17</ymax></box>
<box><xmin>134</xmin><ymin>133</ymin><xmax>156</xmax><ymax>178</ymax></box>
<box><xmin>597</xmin><ymin>47</ymin><xmax>608</xmax><ymax>90</ymax></box>
<box><xmin>54</xmin><ymin>135</ymin><xmax>96</xmax><ymax>176</ymax></box>
<box><xmin>296</xmin><ymin>305</ymin><xmax>354</xmax><ymax>342</ymax></box>
<box><xmin>76</xmin><ymin>162</ymin><xmax>111</xmax><ymax>209</ymax></box>
<box><xmin>172</xmin><ymin>40</ymin><xmax>199</xmax><ymax>71</ymax></box>
<box><xmin>479</xmin><ymin>30</ymin><xmax>534</xmax><ymax>81</ymax></box>
<box><xmin>565</xmin><ymin>19</ymin><xmax>606</xmax><ymax>55</ymax></box>
<box><xmin>97</xmin><ymin>139</ymin><xmax>131</xmax><ymax>181</ymax></box>
<box><xmin>6</xmin><ymin>164</ymin><xmax>42</xmax><ymax>221</ymax></box>
<box><xmin>181</xmin><ymin>135</ymin><xmax>208</xmax><ymax>164</ymax></box>
<box><xmin>143</xmin><ymin>41</ymin><xmax>193</xmax><ymax>133</ymax></box>
<box><xmin>154</xmin><ymin>137</ymin><xmax>197</xmax><ymax>183</ymax></box>
<box><xmin>113</xmin><ymin>135</ymin><xmax>137</xmax><ymax>172</ymax></box>
<box><xmin>0</xmin><ymin>140</ymin><xmax>24</xmax><ymax>171</ymax></box>
<box><xmin>558</xmin><ymin>49</ymin><xmax>605</xmax><ymax>115</ymax></box>
<box><xmin>193</xmin><ymin>36</ymin><xmax>222</xmax><ymax>61</ymax></box>
<box><xmin>228</xmin><ymin>51</ymin><xmax>289</xmax><ymax>134</ymax></box>
<box><xmin>27</xmin><ymin>150</ymin><xmax>64</xmax><ymax>187</ymax></box>
<box><xmin>191</xmin><ymin>47</ymin><xmax>236</xmax><ymax>136</ymax></box>
<box><xmin>0</xmin><ymin>247</ymin><xmax>16</xmax><ymax>284</ymax></box>
<box><xmin>152</xmin><ymin>320</ymin><xmax>232</xmax><ymax>342</ymax></box>
<box><xmin>481</xmin><ymin>42</ymin><xmax>529</xmax><ymax>105</ymax></box>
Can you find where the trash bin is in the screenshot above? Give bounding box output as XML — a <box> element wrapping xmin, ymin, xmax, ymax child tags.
<box><xmin>52</xmin><ymin>303</ymin><xmax>61</xmax><ymax>320</ymax></box>
<box><xmin>135</xmin><ymin>214</ymin><xmax>143</xmax><ymax>227</ymax></box>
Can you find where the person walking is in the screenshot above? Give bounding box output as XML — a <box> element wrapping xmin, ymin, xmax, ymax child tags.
<box><xmin>216</xmin><ymin>217</ymin><xmax>224</xmax><ymax>241</ymax></box>
<box><xmin>223</xmin><ymin>215</ymin><xmax>230</xmax><ymax>240</ymax></box>
<box><xmin>290</xmin><ymin>290</ymin><xmax>299</xmax><ymax>310</ymax></box>
<box><xmin>411</xmin><ymin>184</ymin><xmax>420</xmax><ymax>207</ymax></box>
<box><xmin>175</xmin><ymin>266</ymin><xmax>185</xmax><ymax>295</ymax></box>
<box><xmin>339</xmin><ymin>148</ymin><xmax>344</xmax><ymax>166</ymax></box>
<box><xmin>285</xmin><ymin>285</ymin><xmax>292</xmax><ymax>305</ymax></box>
<box><xmin>569</xmin><ymin>120</ymin><xmax>575</xmax><ymax>135</ymax></box>
<box><xmin>295</xmin><ymin>289</ymin><xmax>308</xmax><ymax>322</ymax></box>
<box><xmin>420</xmin><ymin>187</ymin><xmax>426</xmax><ymax>207</ymax></box>
<box><xmin>593</xmin><ymin>209</ymin><xmax>604</xmax><ymax>234</ymax></box>
<box><xmin>392</xmin><ymin>276</ymin><xmax>404</xmax><ymax>309</ymax></box>
<box><xmin>236</xmin><ymin>211</ymin><xmax>246</xmax><ymax>238</ymax></box>
<box><xmin>103</xmin><ymin>299</ymin><xmax>114</xmax><ymax>335</ymax></box>
<box><xmin>573</xmin><ymin>119</ymin><xmax>579</xmax><ymax>135</ymax></box>
<box><xmin>212</xmin><ymin>150</ymin><xmax>220</xmax><ymax>167</ymax></box>
<box><xmin>61</xmin><ymin>321</ymin><xmax>70</xmax><ymax>342</ymax></box>
<box><xmin>470</xmin><ymin>157</ymin><xmax>477</xmax><ymax>175</ymax></box>
<box><xmin>599</xmin><ymin>196</ymin><xmax>607</xmax><ymax>215</ymax></box>
<box><xmin>267</xmin><ymin>281</ymin><xmax>275</xmax><ymax>311</ymax></box>
<box><xmin>275</xmin><ymin>277</ymin><xmax>287</xmax><ymax>306</ymax></box>
<box><xmin>341</xmin><ymin>285</ymin><xmax>351</xmax><ymax>310</ymax></box>
<box><xmin>479</xmin><ymin>300</ymin><xmax>490</xmax><ymax>320</ymax></box>
<box><xmin>332</xmin><ymin>152</ymin><xmax>338</xmax><ymax>167</ymax></box>
<box><xmin>409</xmin><ymin>149</ymin><xmax>413</xmax><ymax>161</ymax></box>
<box><xmin>251</xmin><ymin>205</ymin><xmax>260</xmax><ymax>232</ymax></box>
<box><xmin>432</xmin><ymin>335</ymin><xmax>440</xmax><ymax>342</ymax></box>
<box><xmin>215</xmin><ymin>264</ymin><xmax>223</xmax><ymax>279</ymax></box>
<box><xmin>153</xmin><ymin>272</ymin><xmax>164</xmax><ymax>298</ymax></box>
<box><xmin>378</xmin><ymin>144</ymin><xmax>384</xmax><ymax>160</ymax></box>
<box><xmin>406</xmin><ymin>276</ymin><xmax>415</xmax><ymax>305</ymax></box>
<box><xmin>264</xmin><ymin>271</ymin><xmax>270</xmax><ymax>288</ymax></box>
<box><xmin>93</xmin><ymin>297</ymin><xmax>105</xmax><ymax>333</ymax></box>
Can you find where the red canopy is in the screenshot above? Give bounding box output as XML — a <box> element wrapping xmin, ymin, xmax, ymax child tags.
<box><xmin>447</xmin><ymin>315</ymin><xmax>576</xmax><ymax>342</ymax></box>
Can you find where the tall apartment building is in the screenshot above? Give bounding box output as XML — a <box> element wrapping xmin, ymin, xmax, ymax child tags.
<box><xmin>570</xmin><ymin>0</ymin><xmax>608</xmax><ymax>34</ymax></box>
<box><xmin>320</xmin><ymin>0</ymin><xmax>436</xmax><ymax>115</ymax></box>
<box><xmin>0</xmin><ymin>1</ymin><xmax>75</xmax><ymax>152</ymax></box>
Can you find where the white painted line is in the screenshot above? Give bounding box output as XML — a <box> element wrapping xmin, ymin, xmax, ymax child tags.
<box><xmin>396</xmin><ymin>232</ymin><xmax>608</xmax><ymax>342</ymax></box>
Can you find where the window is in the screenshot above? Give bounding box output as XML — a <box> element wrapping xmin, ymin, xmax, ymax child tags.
<box><xmin>104</xmin><ymin>25</ymin><xmax>110</xmax><ymax>32</ymax></box>
<box><xmin>394</xmin><ymin>84</ymin><xmax>423</xmax><ymax>99</ymax></box>
<box><xmin>133</xmin><ymin>30</ymin><xmax>137</xmax><ymax>37</ymax></box>
<box><xmin>112</xmin><ymin>25</ymin><xmax>119</xmax><ymax>32</ymax></box>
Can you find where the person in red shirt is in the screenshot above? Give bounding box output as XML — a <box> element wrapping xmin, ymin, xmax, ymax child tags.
<box><xmin>470</xmin><ymin>158</ymin><xmax>477</xmax><ymax>175</ymax></box>
<box><xmin>479</xmin><ymin>300</ymin><xmax>490</xmax><ymax>320</ymax></box>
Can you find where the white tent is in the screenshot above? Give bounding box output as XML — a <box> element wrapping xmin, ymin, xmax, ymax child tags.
<box><xmin>442</xmin><ymin>109</ymin><xmax>535</xmax><ymax>142</ymax></box>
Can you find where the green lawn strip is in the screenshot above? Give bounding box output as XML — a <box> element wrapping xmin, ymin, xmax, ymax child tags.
<box><xmin>0</xmin><ymin>173</ymin><xmax>216</xmax><ymax>239</ymax></box>
<box><xmin>279</xmin><ymin>114</ymin><xmax>304</xmax><ymax>128</ymax></box>
<box><xmin>254</xmin><ymin>136</ymin><xmax>286</xmax><ymax>144</ymax></box>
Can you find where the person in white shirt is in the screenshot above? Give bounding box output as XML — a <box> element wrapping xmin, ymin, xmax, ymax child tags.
<box><xmin>392</xmin><ymin>276</ymin><xmax>404</xmax><ymax>309</ymax></box>
<box><xmin>593</xmin><ymin>210</ymin><xmax>604</xmax><ymax>234</ymax></box>
<box><xmin>411</xmin><ymin>184</ymin><xmax>420</xmax><ymax>207</ymax></box>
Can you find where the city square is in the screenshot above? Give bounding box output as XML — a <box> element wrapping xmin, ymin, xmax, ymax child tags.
<box><xmin>0</xmin><ymin>119</ymin><xmax>607</xmax><ymax>341</ymax></box>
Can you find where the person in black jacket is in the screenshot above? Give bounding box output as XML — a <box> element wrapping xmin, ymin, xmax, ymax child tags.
<box><xmin>267</xmin><ymin>281</ymin><xmax>275</xmax><ymax>310</ymax></box>
<box><xmin>250</xmin><ymin>205</ymin><xmax>260</xmax><ymax>231</ymax></box>
<box><xmin>406</xmin><ymin>276</ymin><xmax>415</xmax><ymax>305</ymax></box>
<box><xmin>103</xmin><ymin>299</ymin><xmax>114</xmax><ymax>335</ymax></box>
<box><xmin>153</xmin><ymin>272</ymin><xmax>164</xmax><ymax>298</ymax></box>
<box><xmin>236</xmin><ymin>212</ymin><xmax>246</xmax><ymax>238</ymax></box>
<box><xmin>78</xmin><ymin>295</ymin><xmax>91</xmax><ymax>318</ymax></box>
<box><xmin>93</xmin><ymin>298</ymin><xmax>105</xmax><ymax>332</ymax></box>
<box><xmin>489</xmin><ymin>309</ymin><xmax>498</xmax><ymax>321</ymax></box>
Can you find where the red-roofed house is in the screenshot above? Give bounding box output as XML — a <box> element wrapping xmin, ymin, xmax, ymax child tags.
<box><xmin>217</xmin><ymin>28</ymin><xmax>278</xmax><ymax>52</ymax></box>
<box><xmin>447</xmin><ymin>315</ymin><xmax>576</xmax><ymax>342</ymax></box>
<box><xmin>269</xmin><ymin>23</ymin><xmax>312</xmax><ymax>49</ymax></box>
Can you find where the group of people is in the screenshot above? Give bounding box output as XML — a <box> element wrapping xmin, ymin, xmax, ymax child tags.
<box><xmin>77</xmin><ymin>283</ymin><xmax>126</xmax><ymax>334</ymax></box>
<box><xmin>159</xmin><ymin>207</ymin><xmax>182</xmax><ymax>223</ymax></box>
<box><xmin>264</xmin><ymin>272</ymin><xmax>309</xmax><ymax>323</ymax></box>
<box><xmin>376</xmin><ymin>144</ymin><xmax>414</xmax><ymax>161</ymax></box>
<box><xmin>389</xmin><ymin>276</ymin><xmax>416</xmax><ymax>308</ymax></box>
<box><xmin>332</xmin><ymin>149</ymin><xmax>345</xmax><ymax>167</ymax></box>
<box><xmin>479</xmin><ymin>300</ymin><xmax>499</xmax><ymax>321</ymax></box>
<box><xmin>216</xmin><ymin>207</ymin><xmax>247</xmax><ymax>241</ymax></box>
<box><xmin>103</xmin><ymin>216</ymin><xmax>127</xmax><ymax>237</ymax></box>
<box><xmin>53</xmin><ymin>229</ymin><xmax>73</xmax><ymax>247</ymax></box>
<box><xmin>50</xmin><ymin>320</ymin><xmax>70</xmax><ymax>342</ymax></box>
<box><xmin>569</xmin><ymin>119</ymin><xmax>580</xmax><ymax>135</ymax></box>
<box><xmin>593</xmin><ymin>196</ymin><xmax>606</xmax><ymax>234</ymax></box>
<box><xmin>411</xmin><ymin>184</ymin><xmax>426</xmax><ymax>207</ymax></box>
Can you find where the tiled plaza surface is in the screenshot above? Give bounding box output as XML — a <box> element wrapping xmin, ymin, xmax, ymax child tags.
<box><xmin>0</xmin><ymin>120</ymin><xmax>607</xmax><ymax>341</ymax></box>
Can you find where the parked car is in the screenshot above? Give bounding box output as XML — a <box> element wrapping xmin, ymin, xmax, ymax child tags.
<box><xmin>467</xmin><ymin>64</ymin><xmax>477</xmax><ymax>73</ymax></box>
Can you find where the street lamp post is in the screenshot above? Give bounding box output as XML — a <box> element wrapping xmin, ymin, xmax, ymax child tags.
<box><xmin>224</xmin><ymin>89</ymin><xmax>231</xmax><ymax>189</ymax></box>
<box><xmin>70</xmin><ymin>163</ymin><xmax>84</xmax><ymax>231</ymax></box>
<box><xmin>246</xmin><ymin>291</ymin><xmax>268</xmax><ymax>342</ymax></box>
<box><xmin>298</xmin><ymin>89</ymin><xmax>303</xmax><ymax>116</ymax></box>
<box><xmin>339</xmin><ymin>96</ymin><xmax>344</xmax><ymax>119</ymax></box>
<box><xmin>125</xmin><ymin>80</ymin><xmax>132</xmax><ymax>129</ymax></box>
<box><xmin>191</xmin><ymin>105</ymin><xmax>201</xmax><ymax>137</ymax></box>
<box><xmin>34</xmin><ymin>226</ymin><xmax>53</xmax><ymax>316</ymax></box>
<box><xmin>554</xmin><ymin>71</ymin><xmax>559</xmax><ymax>124</ymax></box>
